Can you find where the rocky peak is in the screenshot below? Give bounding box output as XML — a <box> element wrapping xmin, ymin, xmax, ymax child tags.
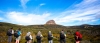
<box><xmin>46</xmin><ymin>20</ymin><xmax>56</xmax><ymax>25</ymax></box>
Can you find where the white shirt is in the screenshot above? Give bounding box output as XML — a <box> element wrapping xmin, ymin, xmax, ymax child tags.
<box><xmin>29</xmin><ymin>35</ymin><xmax>32</xmax><ymax>39</ymax></box>
<box><xmin>12</xmin><ymin>30</ymin><xmax>14</xmax><ymax>34</ymax></box>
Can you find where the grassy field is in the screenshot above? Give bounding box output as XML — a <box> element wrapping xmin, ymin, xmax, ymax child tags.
<box><xmin>0</xmin><ymin>22</ymin><xmax>100</xmax><ymax>43</ymax></box>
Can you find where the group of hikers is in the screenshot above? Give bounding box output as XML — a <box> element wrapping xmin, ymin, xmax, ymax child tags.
<box><xmin>7</xmin><ymin>28</ymin><xmax>21</xmax><ymax>43</ymax></box>
<box><xmin>7</xmin><ymin>27</ymin><xmax>82</xmax><ymax>43</ymax></box>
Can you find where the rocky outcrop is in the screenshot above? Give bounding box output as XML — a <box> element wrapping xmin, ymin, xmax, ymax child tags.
<box><xmin>46</xmin><ymin>20</ymin><xmax>56</xmax><ymax>25</ymax></box>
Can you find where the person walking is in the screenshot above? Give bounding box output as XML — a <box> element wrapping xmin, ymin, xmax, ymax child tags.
<box><xmin>15</xmin><ymin>28</ymin><xmax>21</xmax><ymax>43</ymax></box>
<box><xmin>7</xmin><ymin>27</ymin><xmax>14</xmax><ymax>43</ymax></box>
<box><xmin>25</xmin><ymin>32</ymin><xmax>33</xmax><ymax>43</ymax></box>
<box><xmin>36</xmin><ymin>31</ymin><xmax>43</xmax><ymax>43</ymax></box>
<box><xmin>48</xmin><ymin>31</ymin><xmax>53</xmax><ymax>43</ymax></box>
<box><xmin>60</xmin><ymin>30</ymin><xmax>66</xmax><ymax>43</ymax></box>
<box><xmin>75</xmin><ymin>30</ymin><xmax>82</xmax><ymax>43</ymax></box>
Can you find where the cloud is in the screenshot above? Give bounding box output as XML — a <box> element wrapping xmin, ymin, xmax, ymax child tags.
<box><xmin>40</xmin><ymin>3</ymin><xmax>45</xmax><ymax>6</ymax></box>
<box><xmin>0</xmin><ymin>17</ymin><xmax>3</xmax><ymax>20</ymax></box>
<box><xmin>95</xmin><ymin>13</ymin><xmax>100</xmax><ymax>19</ymax></box>
<box><xmin>33</xmin><ymin>3</ymin><xmax>46</xmax><ymax>14</ymax></box>
<box><xmin>20</xmin><ymin>0</ymin><xmax>29</xmax><ymax>9</ymax></box>
<box><xmin>54</xmin><ymin>0</ymin><xmax>100</xmax><ymax>25</ymax></box>
<box><xmin>75</xmin><ymin>0</ymin><xmax>98</xmax><ymax>8</ymax></box>
<box><xmin>6</xmin><ymin>11</ymin><xmax>51</xmax><ymax>25</ymax></box>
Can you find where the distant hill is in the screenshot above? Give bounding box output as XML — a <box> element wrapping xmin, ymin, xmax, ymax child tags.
<box><xmin>0</xmin><ymin>22</ymin><xmax>100</xmax><ymax>29</ymax></box>
<box><xmin>0</xmin><ymin>22</ymin><xmax>23</xmax><ymax>26</ymax></box>
<box><xmin>79</xmin><ymin>24</ymin><xmax>100</xmax><ymax>29</ymax></box>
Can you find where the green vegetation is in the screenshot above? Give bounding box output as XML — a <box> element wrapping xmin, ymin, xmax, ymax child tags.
<box><xmin>0</xmin><ymin>22</ymin><xmax>100</xmax><ymax>43</ymax></box>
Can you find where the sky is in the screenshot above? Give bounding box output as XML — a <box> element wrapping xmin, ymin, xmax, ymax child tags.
<box><xmin>0</xmin><ymin>0</ymin><xmax>100</xmax><ymax>26</ymax></box>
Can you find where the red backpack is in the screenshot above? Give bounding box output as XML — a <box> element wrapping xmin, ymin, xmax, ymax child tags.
<box><xmin>79</xmin><ymin>33</ymin><xmax>82</xmax><ymax>38</ymax></box>
<box><xmin>75</xmin><ymin>31</ymin><xmax>82</xmax><ymax>38</ymax></box>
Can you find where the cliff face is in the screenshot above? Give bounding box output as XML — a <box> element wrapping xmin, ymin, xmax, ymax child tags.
<box><xmin>46</xmin><ymin>20</ymin><xmax>56</xmax><ymax>25</ymax></box>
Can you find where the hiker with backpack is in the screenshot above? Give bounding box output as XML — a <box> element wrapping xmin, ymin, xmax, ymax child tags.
<box><xmin>7</xmin><ymin>27</ymin><xmax>14</xmax><ymax>43</ymax></box>
<box><xmin>75</xmin><ymin>30</ymin><xmax>82</xmax><ymax>43</ymax></box>
<box><xmin>25</xmin><ymin>32</ymin><xmax>33</xmax><ymax>43</ymax></box>
<box><xmin>36</xmin><ymin>31</ymin><xmax>43</xmax><ymax>43</ymax></box>
<box><xmin>14</xmin><ymin>30</ymin><xmax>19</xmax><ymax>38</ymax></box>
<box><xmin>15</xmin><ymin>28</ymin><xmax>21</xmax><ymax>43</ymax></box>
<box><xmin>48</xmin><ymin>31</ymin><xmax>53</xmax><ymax>43</ymax></box>
<box><xmin>60</xmin><ymin>30</ymin><xmax>66</xmax><ymax>43</ymax></box>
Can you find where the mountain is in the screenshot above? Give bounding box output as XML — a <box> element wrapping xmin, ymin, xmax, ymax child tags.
<box><xmin>0</xmin><ymin>22</ymin><xmax>100</xmax><ymax>29</ymax></box>
<box><xmin>45</xmin><ymin>20</ymin><xmax>56</xmax><ymax>25</ymax></box>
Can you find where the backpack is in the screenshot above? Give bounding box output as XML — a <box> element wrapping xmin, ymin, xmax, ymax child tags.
<box><xmin>48</xmin><ymin>34</ymin><xmax>53</xmax><ymax>40</ymax></box>
<box><xmin>17</xmin><ymin>31</ymin><xmax>21</xmax><ymax>36</ymax></box>
<box><xmin>14</xmin><ymin>32</ymin><xmax>19</xmax><ymax>38</ymax></box>
<box><xmin>75</xmin><ymin>32</ymin><xmax>82</xmax><ymax>39</ymax></box>
<box><xmin>36</xmin><ymin>36</ymin><xmax>41</xmax><ymax>40</ymax></box>
<box><xmin>14</xmin><ymin>31</ymin><xmax>20</xmax><ymax>38</ymax></box>
<box><xmin>60</xmin><ymin>33</ymin><xmax>65</xmax><ymax>39</ymax></box>
<box><xmin>7</xmin><ymin>30</ymin><xmax>12</xmax><ymax>36</ymax></box>
<box><xmin>79</xmin><ymin>33</ymin><xmax>82</xmax><ymax>38</ymax></box>
<box><xmin>25</xmin><ymin>36</ymin><xmax>31</xmax><ymax>41</ymax></box>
